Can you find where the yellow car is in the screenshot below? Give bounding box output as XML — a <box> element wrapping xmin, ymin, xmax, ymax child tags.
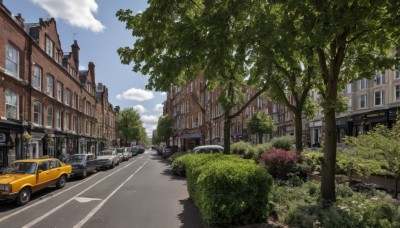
<box><xmin>0</xmin><ymin>158</ymin><xmax>72</xmax><ymax>206</ymax></box>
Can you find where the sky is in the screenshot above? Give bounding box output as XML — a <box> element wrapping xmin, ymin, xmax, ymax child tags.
<box><xmin>4</xmin><ymin>0</ymin><xmax>165</xmax><ymax>137</ymax></box>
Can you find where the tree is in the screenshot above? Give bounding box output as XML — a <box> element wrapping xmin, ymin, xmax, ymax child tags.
<box><xmin>116</xmin><ymin>0</ymin><xmax>269</xmax><ymax>154</ymax></box>
<box><xmin>247</xmin><ymin>111</ymin><xmax>276</xmax><ymax>144</ymax></box>
<box><xmin>344</xmin><ymin>118</ymin><xmax>400</xmax><ymax>198</ymax></box>
<box><xmin>116</xmin><ymin>108</ymin><xmax>142</xmax><ymax>146</ymax></box>
<box><xmin>156</xmin><ymin>115</ymin><xmax>173</xmax><ymax>145</ymax></box>
<box><xmin>261</xmin><ymin>0</ymin><xmax>400</xmax><ymax>203</ymax></box>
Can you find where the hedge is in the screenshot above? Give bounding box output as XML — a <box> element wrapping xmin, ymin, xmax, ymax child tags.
<box><xmin>178</xmin><ymin>154</ymin><xmax>273</xmax><ymax>226</ymax></box>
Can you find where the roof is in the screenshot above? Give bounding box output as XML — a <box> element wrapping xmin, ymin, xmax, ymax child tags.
<box><xmin>11</xmin><ymin>158</ymin><xmax>60</xmax><ymax>163</ymax></box>
<box><xmin>193</xmin><ymin>145</ymin><xmax>224</xmax><ymax>150</ymax></box>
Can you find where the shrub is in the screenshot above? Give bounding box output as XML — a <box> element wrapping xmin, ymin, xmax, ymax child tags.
<box><xmin>259</xmin><ymin>148</ymin><xmax>299</xmax><ymax>180</ymax></box>
<box><xmin>271</xmin><ymin>136</ymin><xmax>294</xmax><ymax>151</ymax></box>
<box><xmin>230</xmin><ymin>141</ymin><xmax>252</xmax><ymax>156</ymax></box>
<box><xmin>194</xmin><ymin>158</ymin><xmax>273</xmax><ymax>226</ymax></box>
<box><xmin>168</xmin><ymin>152</ymin><xmax>186</xmax><ymax>163</ymax></box>
<box><xmin>252</xmin><ymin>143</ymin><xmax>273</xmax><ymax>161</ymax></box>
<box><xmin>303</xmin><ymin>150</ymin><xmax>323</xmax><ymax>173</ymax></box>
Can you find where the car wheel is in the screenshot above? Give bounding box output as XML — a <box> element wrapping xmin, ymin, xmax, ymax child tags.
<box><xmin>56</xmin><ymin>175</ymin><xmax>67</xmax><ymax>189</ymax></box>
<box><xmin>110</xmin><ymin>162</ymin><xmax>114</xmax><ymax>169</ymax></box>
<box><xmin>81</xmin><ymin>169</ymin><xmax>87</xmax><ymax>179</ymax></box>
<box><xmin>16</xmin><ymin>187</ymin><xmax>31</xmax><ymax>206</ymax></box>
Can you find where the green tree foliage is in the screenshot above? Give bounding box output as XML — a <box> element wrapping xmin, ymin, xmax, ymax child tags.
<box><xmin>116</xmin><ymin>108</ymin><xmax>142</xmax><ymax>146</ymax></box>
<box><xmin>344</xmin><ymin>118</ymin><xmax>400</xmax><ymax>198</ymax></box>
<box><xmin>116</xmin><ymin>0</ymin><xmax>269</xmax><ymax>154</ymax></box>
<box><xmin>156</xmin><ymin>115</ymin><xmax>173</xmax><ymax>145</ymax></box>
<box><xmin>260</xmin><ymin>0</ymin><xmax>400</xmax><ymax>203</ymax></box>
<box><xmin>247</xmin><ymin>111</ymin><xmax>276</xmax><ymax>144</ymax></box>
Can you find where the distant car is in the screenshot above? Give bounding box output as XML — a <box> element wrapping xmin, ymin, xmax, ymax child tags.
<box><xmin>162</xmin><ymin>146</ymin><xmax>179</xmax><ymax>159</ymax></box>
<box><xmin>192</xmin><ymin>145</ymin><xmax>224</xmax><ymax>154</ymax></box>
<box><xmin>96</xmin><ymin>149</ymin><xmax>119</xmax><ymax>169</ymax></box>
<box><xmin>67</xmin><ymin>154</ymin><xmax>97</xmax><ymax>178</ymax></box>
<box><xmin>0</xmin><ymin>158</ymin><xmax>72</xmax><ymax>206</ymax></box>
<box><xmin>130</xmin><ymin>147</ymin><xmax>139</xmax><ymax>156</ymax></box>
<box><xmin>117</xmin><ymin>147</ymin><xmax>132</xmax><ymax>161</ymax></box>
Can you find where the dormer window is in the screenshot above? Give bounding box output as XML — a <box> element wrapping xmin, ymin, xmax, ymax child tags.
<box><xmin>45</xmin><ymin>36</ymin><xmax>54</xmax><ymax>58</ymax></box>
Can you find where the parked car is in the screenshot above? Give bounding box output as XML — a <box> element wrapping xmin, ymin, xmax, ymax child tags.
<box><xmin>96</xmin><ymin>149</ymin><xmax>119</xmax><ymax>169</ymax></box>
<box><xmin>192</xmin><ymin>145</ymin><xmax>224</xmax><ymax>154</ymax></box>
<box><xmin>67</xmin><ymin>154</ymin><xmax>97</xmax><ymax>178</ymax></box>
<box><xmin>117</xmin><ymin>147</ymin><xmax>132</xmax><ymax>161</ymax></box>
<box><xmin>162</xmin><ymin>146</ymin><xmax>179</xmax><ymax>159</ymax></box>
<box><xmin>115</xmin><ymin>149</ymin><xmax>125</xmax><ymax>163</ymax></box>
<box><xmin>130</xmin><ymin>146</ymin><xmax>139</xmax><ymax>156</ymax></box>
<box><xmin>0</xmin><ymin>158</ymin><xmax>72</xmax><ymax>206</ymax></box>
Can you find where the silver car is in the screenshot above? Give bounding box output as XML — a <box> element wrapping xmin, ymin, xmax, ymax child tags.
<box><xmin>96</xmin><ymin>149</ymin><xmax>119</xmax><ymax>169</ymax></box>
<box><xmin>117</xmin><ymin>147</ymin><xmax>132</xmax><ymax>161</ymax></box>
<box><xmin>192</xmin><ymin>145</ymin><xmax>224</xmax><ymax>154</ymax></box>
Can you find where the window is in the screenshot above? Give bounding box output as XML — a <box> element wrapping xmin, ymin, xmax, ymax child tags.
<box><xmin>348</xmin><ymin>97</ymin><xmax>352</xmax><ymax>109</ymax></box>
<box><xmin>45</xmin><ymin>36</ymin><xmax>54</xmax><ymax>57</ymax></box>
<box><xmin>56</xmin><ymin>110</ymin><xmax>62</xmax><ymax>129</ymax></box>
<box><xmin>346</xmin><ymin>84</ymin><xmax>352</xmax><ymax>94</ymax></box>
<box><xmin>65</xmin><ymin>112</ymin><xmax>70</xmax><ymax>130</ymax></box>
<box><xmin>375</xmin><ymin>91</ymin><xmax>383</xmax><ymax>106</ymax></box>
<box><xmin>33</xmin><ymin>65</ymin><xmax>42</xmax><ymax>90</ymax></box>
<box><xmin>34</xmin><ymin>101</ymin><xmax>42</xmax><ymax>125</ymax></box>
<box><xmin>57</xmin><ymin>82</ymin><xmax>63</xmax><ymax>102</ymax></box>
<box><xmin>5</xmin><ymin>43</ymin><xmax>19</xmax><ymax>77</ymax></box>
<box><xmin>375</xmin><ymin>72</ymin><xmax>383</xmax><ymax>85</ymax></box>
<box><xmin>55</xmin><ymin>49</ymin><xmax>59</xmax><ymax>63</ymax></box>
<box><xmin>65</xmin><ymin>89</ymin><xmax>71</xmax><ymax>106</ymax></box>
<box><xmin>47</xmin><ymin>106</ymin><xmax>53</xmax><ymax>127</ymax></box>
<box><xmin>360</xmin><ymin>94</ymin><xmax>367</xmax><ymax>108</ymax></box>
<box><xmin>395</xmin><ymin>69</ymin><xmax>400</xmax><ymax>79</ymax></box>
<box><xmin>396</xmin><ymin>85</ymin><xmax>400</xmax><ymax>101</ymax></box>
<box><xmin>46</xmin><ymin>75</ymin><xmax>54</xmax><ymax>97</ymax></box>
<box><xmin>49</xmin><ymin>160</ymin><xmax>60</xmax><ymax>169</ymax></box>
<box><xmin>359</xmin><ymin>79</ymin><xmax>367</xmax><ymax>89</ymax></box>
<box><xmin>5</xmin><ymin>90</ymin><xmax>18</xmax><ymax>120</ymax></box>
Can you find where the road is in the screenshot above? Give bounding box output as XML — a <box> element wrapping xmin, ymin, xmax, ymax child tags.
<box><xmin>0</xmin><ymin>150</ymin><xmax>203</xmax><ymax>228</ymax></box>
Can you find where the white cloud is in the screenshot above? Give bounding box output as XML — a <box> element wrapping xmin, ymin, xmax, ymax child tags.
<box><xmin>141</xmin><ymin>115</ymin><xmax>159</xmax><ymax>124</ymax></box>
<box><xmin>32</xmin><ymin>0</ymin><xmax>105</xmax><ymax>32</ymax></box>
<box><xmin>133</xmin><ymin>105</ymin><xmax>146</xmax><ymax>113</ymax></box>
<box><xmin>160</xmin><ymin>92</ymin><xmax>167</xmax><ymax>96</ymax></box>
<box><xmin>116</xmin><ymin>88</ymin><xmax>154</xmax><ymax>101</ymax></box>
<box><xmin>154</xmin><ymin>104</ymin><xmax>164</xmax><ymax>112</ymax></box>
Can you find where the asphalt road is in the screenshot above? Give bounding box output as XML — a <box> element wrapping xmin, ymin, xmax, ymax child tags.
<box><xmin>0</xmin><ymin>150</ymin><xmax>203</xmax><ymax>228</ymax></box>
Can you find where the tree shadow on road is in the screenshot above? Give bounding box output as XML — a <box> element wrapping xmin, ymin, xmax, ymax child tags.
<box><xmin>178</xmin><ymin>198</ymin><xmax>204</xmax><ymax>228</ymax></box>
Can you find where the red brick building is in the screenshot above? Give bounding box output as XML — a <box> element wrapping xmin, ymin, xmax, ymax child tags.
<box><xmin>0</xmin><ymin>2</ymin><xmax>116</xmax><ymax>169</ymax></box>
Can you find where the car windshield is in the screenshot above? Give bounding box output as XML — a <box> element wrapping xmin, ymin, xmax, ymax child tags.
<box><xmin>3</xmin><ymin>162</ymin><xmax>37</xmax><ymax>174</ymax></box>
<box><xmin>101</xmin><ymin>150</ymin><xmax>114</xmax><ymax>156</ymax></box>
<box><xmin>69</xmin><ymin>155</ymin><xmax>86</xmax><ymax>162</ymax></box>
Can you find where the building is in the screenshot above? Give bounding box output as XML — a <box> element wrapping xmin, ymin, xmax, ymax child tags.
<box><xmin>0</xmin><ymin>1</ymin><xmax>116</xmax><ymax>169</ymax></box>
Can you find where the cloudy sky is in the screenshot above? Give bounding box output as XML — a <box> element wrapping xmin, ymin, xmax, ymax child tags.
<box><xmin>4</xmin><ymin>0</ymin><xmax>164</xmax><ymax>137</ymax></box>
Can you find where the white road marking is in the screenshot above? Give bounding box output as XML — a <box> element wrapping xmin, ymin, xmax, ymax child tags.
<box><xmin>74</xmin><ymin>197</ymin><xmax>101</xmax><ymax>203</ymax></box>
<box><xmin>21</xmin><ymin>158</ymin><xmax>142</xmax><ymax>228</ymax></box>
<box><xmin>73</xmin><ymin>159</ymin><xmax>149</xmax><ymax>228</ymax></box>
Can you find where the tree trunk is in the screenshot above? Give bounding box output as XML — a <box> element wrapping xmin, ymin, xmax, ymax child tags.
<box><xmin>395</xmin><ymin>177</ymin><xmax>398</xmax><ymax>199</ymax></box>
<box><xmin>258</xmin><ymin>134</ymin><xmax>263</xmax><ymax>144</ymax></box>
<box><xmin>223</xmin><ymin>112</ymin><xmax>232</xmax><ymax>154</ymax></box>
<box><xmin>294</xmin><ymin>109</ymin><xmax>303</xmax><ymax>153</ymax></box>
<box><xmin>321</xmin><ymin>105</ymin><xmax>337</xmax><ymax>203</ymax></box>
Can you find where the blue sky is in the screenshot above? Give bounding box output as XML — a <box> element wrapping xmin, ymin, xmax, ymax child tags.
<box><xmin>4</xmin><ymin>0</ymin><xmax>165</xmax><ymax>137</ymax></box>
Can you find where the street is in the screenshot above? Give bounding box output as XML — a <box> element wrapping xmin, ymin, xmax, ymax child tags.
<box><xmin>0</xmin><ymin>150</ymin><xmax>203</xmax><ymax>228</ymax></box>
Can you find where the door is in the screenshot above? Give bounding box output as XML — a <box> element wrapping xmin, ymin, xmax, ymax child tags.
<box><xmin>49</xmin><ymin>159</ymin><xmax>62</xmax><ymax>181</ymax></box>
<box><xmin>36</xmin><ymin>161</ymin><xmax>51</xmax><ymax>190</ymax></box>
<box><xmin>0</xmin><ymin>146</ymin><xmax>7</xmax><ymax>170</ymax></box>
<box><xmin>86</xmin><ymin>155</ymin><xmax>96</xmax><ymax>172</ymax></box>
<box><xmin>31</xmin><ymin>141</ymin><xmax>39</xmax><ymax>159</ymax></box>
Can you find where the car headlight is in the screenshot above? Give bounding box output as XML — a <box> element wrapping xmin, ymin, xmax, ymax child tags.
<box><xmin>0</xmin><ymin>184</ymin><xmax>11</xmax><ymax>192</ymax></box>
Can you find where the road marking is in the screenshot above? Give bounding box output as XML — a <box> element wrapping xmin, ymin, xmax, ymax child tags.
<box><xmin>21</xmin><ymin>157</ymin><xmax>143</xmax><ymax>228</ymax></box>
<box><xmin>73</xmin><ymin>159</ymin><xmax>149</xmax><ymax>228</ymax></box>
<box><xmin>74</xmin><ymin>197</ymin><xmax>101</xmax><ymax>203</ymax></box>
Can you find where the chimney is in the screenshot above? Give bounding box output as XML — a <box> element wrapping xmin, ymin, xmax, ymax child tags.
<box><xmin>71</xmin><ymin>40</ymin><xmax>80</xmax><ymax>71</ymax></box>
<box><xmin>88</xmin><ymin>62</ymin><xmax>95</xmax><ymax>83</ymax></box>
<box><xmin>15</xmin><ymin>13</ymin><xmax>25</xmax><ymax>28</ymax></box>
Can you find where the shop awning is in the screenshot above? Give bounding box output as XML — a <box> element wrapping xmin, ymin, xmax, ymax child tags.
<box><xmin>179</xmin><ymin>133</ymin><xmax>202</xmax><ymax>139</ymax></box>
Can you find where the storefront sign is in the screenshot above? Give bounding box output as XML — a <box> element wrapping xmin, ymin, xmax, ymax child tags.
<box><xmin>366</xmin><ymin>112</ymin><xmax>386</xmax><ymax>118</ymax></box>
<box><xmin>0</xmin><ymin>133</ymin><xmax>6</xmax><ymax>143</ymax></box>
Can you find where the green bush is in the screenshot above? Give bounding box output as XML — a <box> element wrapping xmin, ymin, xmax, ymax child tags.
<box><xmin>230</xmin><ymin>141</ymin><xmax>252</xmax><ymax>156</ymax></box>
<box><xmin>271</xmin><ymin>136</ymin><xmax>295</xmax><ymax>151</ymax></box>
<box><xmin>182</xmin><ymin>154</ymin><xmax>272</xmax><ymax>226</ymax></box>
<box><xmin>252</xmin><ymin>143</ymin><xmax>273</xmax><ymax>161</ymax></box>
<box><xmin>303</xmin><ymin>150</ymin><xmax>323</xmax><ymax>173</ymax></box>
<box><xmin>168</xmin><ymin>152</ymin><xmax>186</xmax><ymax>163</ymax></box>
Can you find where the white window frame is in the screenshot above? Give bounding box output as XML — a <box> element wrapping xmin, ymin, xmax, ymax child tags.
<box><xmin>375</xmin><ymin>72</ymin><xmax>383</xmax><ymax>85</ymax></box>
<box><xmin>348</xmin><ymin>97</ymin><xmax>352</xmax><ymax>109</ymax></box>
<box><xmin>33</xmin><ymin>65</ymin><xmax>42</xmax><ymax>91</ymax></box>
<box><xmin>46</xmin><ymin>75</ymin><xmax>54</xmax><ymax>97</ymax></box>
<box><xmin>360</xmin><ymin>94</ymin><xmax>367</xmax><ymax>108</ymax></box>
<box><xmin>34</xmin><ymin>101</ymin><xmax>42</xmax><ymax>125</ymax></box>
<box><xmin>47</xmin><ymin>106</ymin><xmax>53</xmax><ymax>128</ymax></box>
<box><xmin>56</xmin><ymin>110</ymin><xmax>62</xmax><ymax>130</ymax></box>
<box><xmin>359</xmin><ymin>79</ymin><xmax>367</xmax><ymax>90</ymax></box>
<box><xmin>45</xmin><ymin>36</ymin><xmax>54</xmax><ymax>58</ymax></box>
<box><xmin>5</xmin><ymin>90</ymin><xmax>19</xmax><ymax>120</ymax></box>
<box><xmin>5</xmin><ymin>43</ymin><xmax>19</xmax><ymax>77</ymax></box>
<box><xmin>395</xmin><ymin>85</ymin><xmax>400</xmax><ymax>101</ymax></box>
<box><xmin>65</xmin><ymin>89</ymin><xmax>71</xmax><ymax>106</ymax></box>
<box><xmin>57</xmin><ymin>82</ymin><xmax>63</xmax><ymax>102</ymax></box>
<box><xmin>395</xmin><ymin>69</ymin><xmax>400</xmax><ymax>79</ymax></box>
<box><xmin>374</xmin><ymin>91</ymin><xmax>383</xmax><ymax>106</ymax></box>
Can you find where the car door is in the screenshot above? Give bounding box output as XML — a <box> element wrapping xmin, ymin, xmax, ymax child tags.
<box><xmin>36</xmin><ymin>161</ymin><xmax>50</xmax><ymax>191</ymax></box>
<box><xmin>49</xmin><ymin>159</ymin><xmax>62</xmax><ymax>183</ymax></box>
<box><xmin>87</xmin><ymin>155</ymin><xmax>96</xmax><ymax>172</ymax></box>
